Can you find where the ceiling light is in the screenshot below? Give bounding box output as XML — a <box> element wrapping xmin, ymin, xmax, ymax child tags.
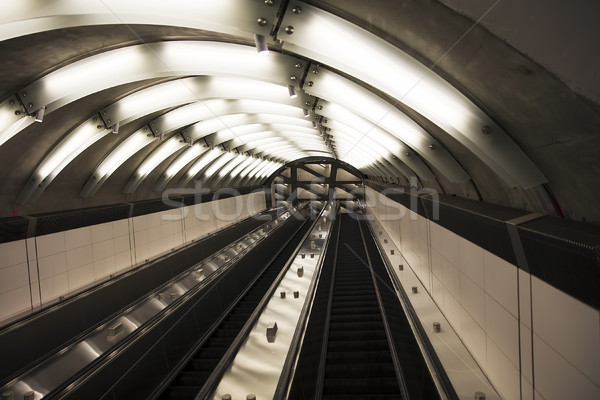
<box><xmin>81</xmin><ymin>129</ymin><xmax>156</xmax><ymax>197</ymax></box>
<box><xmin>123</xmin><ymin>137</ymin><xmax>186</xmax><ymax>193</ymax></box>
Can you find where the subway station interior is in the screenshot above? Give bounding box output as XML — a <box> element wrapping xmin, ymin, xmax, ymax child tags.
<box><xmin>0</xmin><ymin>1</ymin><xmax>598</xmax><ymax>399</ymax></box>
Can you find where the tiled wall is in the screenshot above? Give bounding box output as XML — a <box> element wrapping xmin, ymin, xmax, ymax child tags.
<box><xmin>0</xmin><ymin>192</ymin><xmax>266</xmax><ymax>323</ymax></box>
<box><xmin>366</xmin><ymin>187</ymin><xmax>600</xmax><ymax>400</ymax></box>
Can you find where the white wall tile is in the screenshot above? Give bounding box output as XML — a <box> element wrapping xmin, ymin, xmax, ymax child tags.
<box><xmin>26</xmin><ymin>238</ymin><xmax>37</xmax><ymax>261</ymax></box>
<box><xmin>66</xmin><ymin>245</ymin><xmax>93</xmax><ymax>270</ymax></box>
<box><xmin>461</xmin><ymin>308</ymin><xmax>487</xmax><ymax>368</ymax></box>
<box><xmin>443</xmin><ymin>258</ymin><xmax>460</xmax><ymax>296</ymax></box>
<box><xmin>532</xmin><ymin>276</ymin><xmax>600</xmax><ymax>386</ymax></box>
<box><xmin>521</xmin><ymin>377</ymin><xmax>534</xmax><ymax>400</ymax></box>
<box><xmin>93</xmin><ymin>256</ymin><xmax>115</xmax><ymax>280</ymax></box>
<box><xmin>148</xmin><ymin>225</ymin><xmax>161</xmax><ymax>243</ymax></box>
<box><xmin>38</xmin><ymin>252</ymin><xmax>67</xmax><ymax>280</ymax></box>
<box><xmin>458</xmin><ymin>237</ymin><xmax>484</xmax><ymax>288</ymax></box>
<box><xmin>0</xmin><ymin>286</ymin><xmax>31</xmax><ymax>320</ymax></box>
<box><xmin>486</xmin><ymin>336</ymin><xmax>520</xmax><ymax>400</ymax></box>
<box><xmin>112</xmin><ymin>219</ymin><xmax>129</xmax><ymax>238</ymax></box>
<box><xmin>443</xmin><ymin>289</ymin><xmax>461</xmax><ymax>332</ymax></box>
<box><xmin>441</xmin><ymin>226</ymin><xmax>459</xmax><ymax>266</ymax></box>
<box><xmin>92</xmin><ymin>239</ymin><xmax>115</xmax><ymax>262</ymax></box>
<box><xmin>91</xmin><ymin>222</ymin><xmax>113</xmax><ymax>243</ymax></box>
<box><xmin>67</xmin><ymin>263</ymin><xmax>94</xmax><ymax>290</ymax></box>
<box><xmin>484</xmin><ymin>250</ymin><xmax>518</xmax><ymax>317</ymax></box>
<box><xmin>133</xmin><ymin>215</ymin><xmax>148</xmax><ymax>231</ymax></box>
<box><xmin>520</xmin><ymin>323</ymin><xmax>534</xmax><ymax>383</ymax></box>
<box><xmin>460</xmin><ymin>274</ymin><xmax>486</xmax><ymax>328</ymax></box>
<box><xmin>534</xmin><ymin>335</ymin><xmax>600</xmax><ymax>400</ymax></box>
<box><xmin>519</xmin><ymin>269</ymin><xmax>532</xmax><ymax>328</ymax></box>
<box><xmin>115</xmin><ymin>250</ymin><xmax>131</xmax><ymax>271</ymax></box>
<box><xmin>134</xmin><ymin>229</ymin><xmax>149</xmax><ymax>246</ymax></box>
<box><xmin>36</xmin><ymin>232</ymin><xmax>65</xmax><ymax>258</ymax></box>
<box><xmin>113</xmin><ymin>236</ymin><xmax>130</xmax><ymax>254</ymax></box>
<box><xmin>147</xmin><ymin>212</ymin><xmax>161</xmax><ymax>228</ymax></box>
<box><xmin>432</xmin><ymin>274</ymin><xmax>444</xmax><ymax>308</ymax></box>
<box><xmin>0</xmin><ymin>263</ymin><xmax>29</xmax><ymax>294</ymax></box>
<box><xmin>64</xmin><ymin>227</ymin><xmax>91</xmax><ymax>251</ymax></box>
<box><xmin>534</xmin><ymin>389</ymin><xmax>547</xmax><ymax>400</ymax></box>
<box><xmin>0</xmin><ymin>240</ymin><xmax>27</xmax><ymax>269</ymax></box>
<box><xmin>485</xmin><ymin>295</ymin><xmax>519</xmax><ymax>368</ymax></box>
<box><xmin>40</xmin><ymin>273</ymin><xmax>68</xmax><ymax>303</ymax></box>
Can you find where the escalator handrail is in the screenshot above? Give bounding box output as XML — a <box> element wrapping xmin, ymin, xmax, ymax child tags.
<box><xmin>356</xmin><ymin>217</ymin><xmax>410</xmax><ymax>398</ymax></box>
<box><xmin>363</xmin><ymin>216</ymin><xmax>459</xmax><ymax>400</ymax></box>
<box><xmin>193</xmin><ymin>203</ymin><xmax>330</xmax><ymax>400</ymax></box>
<box><xmin>272</xmin><ymin>202</ymin><xmax>341</xmax><ymax>400</ymax></box>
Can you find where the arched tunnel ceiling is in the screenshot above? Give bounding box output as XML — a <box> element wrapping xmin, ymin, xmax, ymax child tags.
<box><xmin>0</xmin><ymin>0</ymin><xmax>598</xmax><ymax>223</ymax></box>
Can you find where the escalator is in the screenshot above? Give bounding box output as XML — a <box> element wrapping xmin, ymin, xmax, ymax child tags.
<box><xmin>286</xmin><ymin>212</ymin><xmax>449</xmax><ymax>400</ymax></box>
<box><xmin>320</xmin><ymin>214</ymin><xmax>402</xmax><ymax>399</ymax></box>
<box><xmin>157</xmin><ymin>212</ymin><xmax>316</xmax><ymax>399</ymax></box>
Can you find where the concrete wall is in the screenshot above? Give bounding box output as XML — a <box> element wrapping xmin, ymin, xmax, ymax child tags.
<box><xmin>366</xmin><ymin>186</ymin><xmax>600</xmax><ymax>400</ymax></box>
<box><xmin>0</xmin><ymin>192</ymin><xmax>266</xmax><ymax>323</ymax></box>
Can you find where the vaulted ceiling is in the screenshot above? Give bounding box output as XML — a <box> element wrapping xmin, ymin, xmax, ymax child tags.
<box><xmin>0</xmin><ymin>0</ymin><xmax>598</xmax><ymax>223</ymax></box>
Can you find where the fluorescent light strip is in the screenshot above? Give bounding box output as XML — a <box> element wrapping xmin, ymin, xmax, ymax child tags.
<box><xmin>186</xmin><ymin>113</ymin><xmax>315</xmax><ymax>142</ymax></box>
<box><xmin>307</xmin><ymin>71</ymin><xmax>468</xmax><ymax>182</ymax></box>
<box><xmin>18</xmin><ymin>117</ymin><xmax>109</xmax><ymax>203</ymax></box>
<box><xmin>123</xmin><ymin>137</ymin><xmax>185</xmax><ymax>193</ymax></box>
<box><xmin>0</xmin><ymin>0</ymin><xmax>278</xmax><ymax>42</ymax></box>
<box><xmin>152</xmin><ymin>97</ymin><xmax>313</xmax><ymax>136</ymax></box>
<box><xmin>81</xmin><ymin>129</ymin><xmax>156</xmax><ymax>197</ymax></box>
<box><xmin>179</xmin><ymin>148</ymin><xmax>223</xmax><ymax>188</ymax></box>
<box><xmin>25</xmin><ymin>83</ymin><xmax>317</xmax><ymax>201</ymax></box>
<box><xmin>204</xmin><ymin>152</ymin><xmax>236</xmax><ymax>178</ymax></box>
<box><xmin>208</xmin><ymin>155</ymin><xmax>251</xmax><ymax>187</ymax></box>
<box><xmin>222</xmin><ymin>135</ymin><xmax>323</xmax><ymax>158</ymax></box>
<box><xmin>104</xmin><ymin>77</ymin><xmax>313</xmax><ymax>128</ymax></box>
<box><xmin>154</xmin><ymin>145</ymin><xmax>209</xmax><ymax>191</ymax></box>
<box><xmin>20</xmin><ymin>42</ymin><xmax>303</xmax><ymax>114</ymax></box>
<box><xmin>1</xmin><ymin>42</ymin><xmax>306</xmax><ymax>147</ymax></box>
<box><xmin>279</xmin><ymin>2</ymin><xmax>545</xmax><ymax>188</ymax></box>
<box><xmin>325</xmin><ymin>121</ymin><xmax>432</xmax><ymax>179</ymax></box>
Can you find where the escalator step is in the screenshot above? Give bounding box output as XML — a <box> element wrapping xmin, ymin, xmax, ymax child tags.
<box><xmin>329</xmin><ymin>321</ymin><xmax>384</xmax><ymax>331</ymax></box>
<box><xmin>328</xmin><ymin>329</ymin><xmax>387</xmax><ymax>341</ymax></box>
<box><xmin>327</xmin><ymin>338</ymin><xmax>389</xmax><ymax>352</ymax></box>
<box><xmin>323</xmin><ymin>377</ymin><xmax>401</xmax><ymax>395</ymax></box>
<box><xmin>325</xmin><ymin>350</ymin><xmax>393</xmax><ymax>364</ymax></box>
<box><xmin>325</xmin><ymin>362</ymin><xmax>396</xmax><ymax>378</ymax></box>
<box><xmin>161</xmin><ymin>386</ymin><xmax>201</xmax><ymax>399</ymax></box>
<box><xmin>174</xmin><ymin>371</ymin><xmax>211</xmax><ymax>386</ymax></box>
